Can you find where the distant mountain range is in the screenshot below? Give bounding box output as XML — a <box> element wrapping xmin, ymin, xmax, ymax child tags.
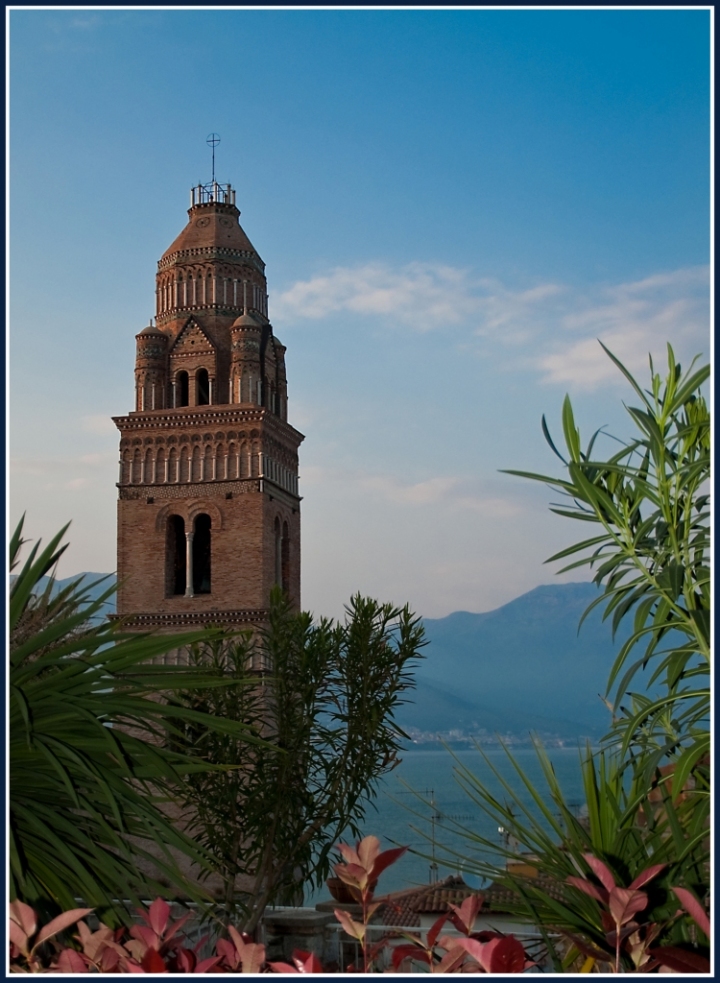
<box><xmin>396</xmin><ymin>582</ymin><xmax>636</xmax><ymax>743</ymax></box>
<box><xmin>25</xmin><ymin>575</ymin><xmax>638</xmax><ymax>742</ymax></box>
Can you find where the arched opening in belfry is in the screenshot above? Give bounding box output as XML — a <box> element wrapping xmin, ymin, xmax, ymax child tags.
<box><xmin>176</xmin><ymin>371</ymin><xmax>189</xmax><ymax>407</ymax></box>
<box><xmin>197</xmin><ymin>368</ymin><xmax>210</xmax><ymax>405</ymax></box>
<box><xmin>281</xmin><ymin>520</ymin><xmax>290</xmax><ymax>593</ymax></box>
<box><xmin>167</xmin><ymin>515</ymin><xmax>186</xmax><ymax>596</ymax></box>
<box><xmin>193</xmin><ymin>514</ymin><xmax>212</xmax><ymax>594</ymax></box>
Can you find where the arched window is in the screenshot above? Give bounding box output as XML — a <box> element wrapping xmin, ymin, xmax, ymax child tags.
<box><xmin>168</xmin><ymin>447</ymin><xmax>178</xmax><ymax>483</ymax></box>
<box><xmin>176</xmin><ymin>371</ymin><xmax>189</xmax><ymax>407</ymax></box>
<box><xmin>203</xmin><ymin>443</ymin><xmax>213</xmax><ymax>480</ymax></box>
<box><xmin>197</xmin><ymin>368</ymin><xmax>210</xmax><ymax>405</ymax></box>
<box><xmin>281</xmin><ymin>521</ymin><xmax>290</xmax><ymax>593</ymax></box>
<box><xmin>167</xmin><ymin>515</ymin><xmax>186</xmax><ymax>596</ymax></box>
<box><xmin>156</xmin><ymin>447</ymin><xmax>166</xmax><ymax>483</ymax></box>
<box><xmin>132</xmin><ymin>448</ymin><xmax>141</xmax><ymax>484</ymax></box>
<box><xmin>193</xmin><ymin>514</ymin><xmax>211</xmax><ymax>594</ymax></box>
<box><xmin>192</xmin><ymin>445</ymin><xmax>202</xmax><ymax>482</ymax></box>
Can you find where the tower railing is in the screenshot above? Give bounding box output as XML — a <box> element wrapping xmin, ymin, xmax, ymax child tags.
<box><xmin>190</xmin><ymin>182</ymin><xmax>236</xmax><ymax>206</ymax></box>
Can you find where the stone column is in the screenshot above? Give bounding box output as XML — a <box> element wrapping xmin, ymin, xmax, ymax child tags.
<box><xmin>185</xmin><ymin>532</ymin><xmax>194</xmax><ymax>597</ymax></box>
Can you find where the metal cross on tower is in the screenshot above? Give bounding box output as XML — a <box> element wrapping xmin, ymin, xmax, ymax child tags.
<box><xmin>207</xmin><ymin>132</ymin><xmax>220</xmax><ymax>183</ymax></box>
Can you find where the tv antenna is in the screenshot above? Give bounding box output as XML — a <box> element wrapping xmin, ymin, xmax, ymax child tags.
<box><xmin>206</xmin><ymin>133</ymin><xmax>220</xmax><ymax>183</ymax></box>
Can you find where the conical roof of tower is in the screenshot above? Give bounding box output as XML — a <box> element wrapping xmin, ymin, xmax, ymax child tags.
<box><xmin>161</xmin><ymin>201</ymin><xmax>261</xmax><ymax>261</ymax></box>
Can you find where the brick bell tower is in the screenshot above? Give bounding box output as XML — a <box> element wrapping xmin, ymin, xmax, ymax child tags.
<box><xmin>113</xmin><ymin>180</ymin><xmax>303</xmax><ymax>632</ymax></box>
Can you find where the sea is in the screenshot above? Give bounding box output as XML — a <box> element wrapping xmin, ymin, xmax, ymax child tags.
<box><xmin>306</xmin><ymin>744</ymin><xmax>588</xmax><ymax>905</ymax></box>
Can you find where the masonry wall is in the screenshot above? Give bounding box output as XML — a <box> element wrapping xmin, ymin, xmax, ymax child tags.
<box><xmin>117</xmin><ymin>482</ymin><xmax>300</xmax><ymax>618</ymax></box>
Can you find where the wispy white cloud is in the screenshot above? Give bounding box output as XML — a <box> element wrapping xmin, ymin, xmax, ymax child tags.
<box><xmin>275</xmin><ymin>262</ymin><xmax>709</xmax><ymax>388</ymax></box>
<box><xmin>301</xmin><ymin>465</ymin><xmax>523</xmax><ymax>516</ymax></box>
<box><xmin>274</xmin><ymin>262</ymin><xmax>483</xmax><ymax>331</ymax></box>
<box><xmin>538</xmin><ymin>267</ymin><xmax>710</xmax><ymax>388</ymax></box>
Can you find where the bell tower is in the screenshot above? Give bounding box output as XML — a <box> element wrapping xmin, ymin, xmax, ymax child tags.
<box><xmin>113</xmin><ymin>181</ymin><xmax>303</xmax><ymax>631</ymax></box>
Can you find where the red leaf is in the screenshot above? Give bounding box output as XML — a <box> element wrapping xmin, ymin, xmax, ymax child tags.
<box><xmin>392</xmin><ymin>944</ymin><xmax>431</xmax><ymax>970</ymax></box>
<box><xmin>583</xmin><ymin>854</ymin><xmax>617</xmax><ymax>892</ymax></box>
<box><xmin>650</xmin><ymin>946</ymin><xmax>711</xmax><ymax>973</ymax></box>
<box><xmin>141</xmin><ymin>947</ymin><xmax>168</xmax><ymax>973</ymax></box>
<box><xmin>146</xmin><ymin>898</ymin><xmax>171</xmax><ymax>937</ymax></box>
<box><xmin>628</xmin><ymin>863</ymin><xmax>667</xmax><ymax>890</ymax></box>
<box><xmin>566</xmin><ymin>875</ymin><xmax>607</xmax><ymax>904</ymax></box>
<box><xmin>268</xmin><ymin>960</ymin><xmax>299</xmax><ymax>973</ymax></box>
<box><xmin>36</xmin><ymin>907</ymin><xmax>94</xmax><ymax>948</ymax></box>
<box><xmin>370</xmin><ymin>846</ymin><xmax>407</xmax><ymax>880</ymax></box>
<box><xmin>426</xmin><ymin>911</ymin><xmax>449</xmax><ymax>949</ymax></box>
<box><xmin>672</xmin><ymin>887</ymin><xmax>711</xmax><ymax>937</ymax></box>
<box><xmin>55</xmin><ymin>948</ymin><xmax>90</xmax><ymax>973</ymax></box>
<box><xmin>483</xmin><ymin>936</ymin><xmax>528</xmax><ymax>974</ymax></box>
<box><xmin>292</xmin><ymin>948</ymin><xmax>324</xmax><ymax>973</ymax></box>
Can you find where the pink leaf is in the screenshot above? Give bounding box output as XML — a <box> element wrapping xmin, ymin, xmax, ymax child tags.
<box><xmin>120</xmin><ymin>956</ymin><xmax>147</xmax><ymax>973</ymax></box>
<box><xmin>194</xmin><ymin>955</ymin><xmax>222</xmax><ymax>973</ymax></box>
<box><xmin>268</xmin><ymin>960</ymin><xmax>299</xmax><ymax>973</ymax></box>
<box><xmin>99</xmin><ymin>947</ymin><xmax>121</xmax><ymax>972</ymax></box>
<box><xmin>335</xmin><ymin>842</ymin><xmax>361</xmax><ymax>866</ymax></box>
<box><xmin>55</xmin><ymin>948</ymin><xmax>89</xmax><ymax>973</ymax></box>
<box><xmin>130</xmin><ymin>923</ymin><xmax>159</xmax><ymax>952</ymax></box>
<box><xmin>146</xmin><ymin>898</ymin><xmax>171</xmax><ymax>937</ymax></box>
<box><xmin>566</xmin><ymin>875</ymin><xmax>608</xmax><ymax>904</ymax></box>
<box><xmin>9</xmin><ymin>919</ymin><xmax>28</xmax><ymax>955</ymax></box>
<box><xmin>629</xmin><ymin>863</ymin><xmax>667</xmax><ymax>891</ymax></box>
<box><xmin>357</xmin><ymin>835</ymin><xmax>381</xmax><ymax>870</ymax></box>
<box><xmin>333</xmin><ymin>908</ymin><xmax>365</xmax><ymax>942</ymax></box>
<box><xmin>440</xmin><ymin>935</ymin><xmax>486</xmax><ymax>965</ymax></box>
<box><xmin>672</xmin><ymin>887</ymin><xmax>710</xmax><ymax>938</ymax></box>
<box><xmin>215</xmin><ymin>937</ymin><xmax>237</xmax><ymax>967</ymax></box>
<box><xmin>583</xmin><ymin>854</ymin><xmax>617</xmax><ymax>892</ymax></box>
<box><xmin>434</xmin><ymin>945</ymin><xmax>469</xmax><ymax>974</ymax></box>
<box><xmin>448</xmin><ymin>894</ymin><xmax>482</xmax><ymax>935</ymax></box>
<box><xmin>240</xmin><ymin>942</ymin><xmax>266</xmax><ymax>974</ymax></box>
<box><xmin>608</xmin><ymin>887</ymin><xmax>648</xmax><ymax>927</ymax></box>
<box><xmin>9</xmin><ymin>899</ymin><xmax>37</xmax><ymax>939</ymax></box>
<box><xmin>36</xmin><ymin>907</ymin><xmax>94</xmax><ymax>948</ymax></box>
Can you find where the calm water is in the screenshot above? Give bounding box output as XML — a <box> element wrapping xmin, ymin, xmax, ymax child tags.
<box><xmin>307</xmin><ymin>746</ymin><xmax>587</xmax><ymax>904</ymax></box>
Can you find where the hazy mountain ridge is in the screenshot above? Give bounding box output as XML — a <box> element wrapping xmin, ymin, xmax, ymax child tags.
<box><xmin>22</xmin><ymin>576</ymin><xmax>636</xmax><ymax>741</ymax></box>
<box><xmin>397</xmin><ymin>581</ymin><xmax>636</xmax><ymax>743</ymax></box>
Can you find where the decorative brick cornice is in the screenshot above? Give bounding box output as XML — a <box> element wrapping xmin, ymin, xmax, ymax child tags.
<box><xmin>111</xmin><ymin>609</ymin><xmax>269</xmax><ymax>629</ymax></box>
<box><xmin>113</xmin><ymin>407</ymin><xmax>304</xmax><ymax>444</ymax></box>
<box><xmin>158</xmin><ymin>247</ymin><xmax>265</xmax><ymax>275</ymax></box>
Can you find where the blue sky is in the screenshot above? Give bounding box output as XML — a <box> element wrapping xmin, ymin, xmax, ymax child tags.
<box><xmin>9</xmin><ymin>8</ymin><xmax>711</xmax><ymax>619</ymax></box>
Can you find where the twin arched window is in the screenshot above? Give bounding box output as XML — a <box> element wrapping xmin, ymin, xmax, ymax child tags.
<box><xmin>167</xmin><ymin>513</ymin><xmax>212</xmax><ymax>596</ymax></box>
<box><xmin>174</xmin><ymin>368</ymin><xmax>209</xmax><ymax>407</ymax></box>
